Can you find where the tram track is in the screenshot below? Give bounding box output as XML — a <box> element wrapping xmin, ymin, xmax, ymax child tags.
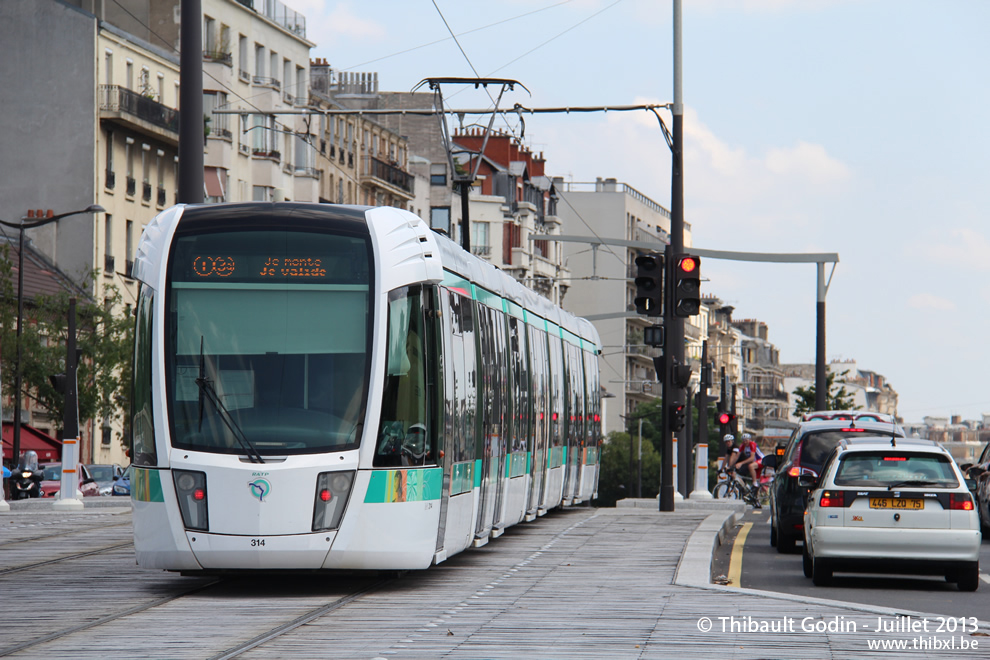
<box><xmin>0</xmin><ymin>541</ymin><xmax>135</xmax><ymax>576</ymax></box>
<box><xmin>0</xmin><ymin>578</ymin><xmax>223</xmax><ymax>658</ymax></box>
<box><xmin>0</xmin><ymin>520</ymin><xmax>132</xmax><ymax>547</ymax></box>
<box><xmin>207</xmin><ymin>577</ymin><xmax>396</xmax><ymax>660</ymax></box>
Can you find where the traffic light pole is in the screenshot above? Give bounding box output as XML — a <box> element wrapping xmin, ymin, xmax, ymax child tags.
<box><xmin>660</xmin><ymin>0</ymin><xmax>685</xmax><ymax>512</ymax></box>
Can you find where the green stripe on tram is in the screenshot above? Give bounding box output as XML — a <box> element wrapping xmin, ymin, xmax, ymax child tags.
<box><xmin>364</xmin><ymin>468</ymin><xmax>442</xmax><ymax>503</ymax></box>
<box><xmin>132</xmin><ymin>468</ymin><xmax>165</xmax><ymax>502</ymax></box>
<box><xmin>450</xmin><ymin>461</ymin><xmax>474</xmax><ymax>496</ymax></box>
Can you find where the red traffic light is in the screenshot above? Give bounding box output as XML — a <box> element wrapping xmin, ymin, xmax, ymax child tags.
<box><xmin>717</xmin><ymin>412</ymin><xmax>734</xmax><ymax>425</ymax></box>
<box><xmin>678</xmin><ymin>256</ymin><xmax>698</xmax><ymax>273</ymax></box>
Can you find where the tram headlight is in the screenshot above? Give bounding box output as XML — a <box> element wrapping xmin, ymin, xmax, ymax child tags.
<box><xmin>312</xmin><ymin>470</ymin><xmax>354</xmax><ymax>532</ymax></box>
<box><xmin>172</xmin><ymin>469</ymin><xmax>209</xmax><ymax>531</ymax></box>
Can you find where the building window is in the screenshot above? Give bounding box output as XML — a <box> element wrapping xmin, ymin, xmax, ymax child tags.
<box><xmin>125</xmin><ymin>59</ymin><xmax>133</xmax><ymax>90</ymax></box>
<box><xmin>104</xmin><ymin>215</ymin><xmax>114</xmax><ymax>277</ymax></box>
<box><xmin>104</xmin><ymin>49</ymin><xmax>113</xmax><ymax>85</ymax></box>
<box><xmin>125</xmin><ymin>137</ymin><xmax>135</xmax><ymax>196</ymax></box>
<box><xmin>471</xmin><ymin>222</ymin><xmax>489</xmax><ymax>256</ymax></box>
<box><xmin>430</xmin><ymin>164</ymin><xmax>447</xmax><ymax>186</ymax></box>
<box><xmin>430</xmin><ymin>207</ymin><xmax>451</xmax><ymax>234</ymax></box>
<box><xmin>157</xmin><ymin>73</ymin><xmax>165</xmax><ymax>105</ymax></box>
<box><xmin>105</xmin><ymin>131</ymin><xmax>115</xmax><ymax>189</ymax></box>
<box><xmin>255</xmin><ymin>44</ymin><xmax>265</xmax><ymax>78</ymax></box>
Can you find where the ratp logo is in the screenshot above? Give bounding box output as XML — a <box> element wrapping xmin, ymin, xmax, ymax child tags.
<box><xmin>248</xmin><ymin>478</ymin><xmax>272</xmax><ymax>502</ymax></box>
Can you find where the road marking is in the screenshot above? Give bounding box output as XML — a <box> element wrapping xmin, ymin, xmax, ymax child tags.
<box><xmin>727</xmin><ymin>522</ymin><xmax>753</xmax><ymax>587</ymax></box>
<box><xmin>980</xmin><ymin>573</ymin><xmax>990</xmax><ymax>585</ymax></box>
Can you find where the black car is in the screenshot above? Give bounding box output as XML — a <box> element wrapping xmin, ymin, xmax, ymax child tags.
<box><xmin>964</xmin><ymin>440</ymin><xmax>990</xmax><ymax>534</ymax></box>
<box><xmin>769</xmin><ymin>412</ymin><xmax>905</xmax><ymax>552</ymax></box>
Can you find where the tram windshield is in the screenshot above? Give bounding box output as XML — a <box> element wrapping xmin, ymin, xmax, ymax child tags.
<box><xmin>165</xmin><ymin>228</ymin><xmax>372</xmax><ymax>456</ymax></box>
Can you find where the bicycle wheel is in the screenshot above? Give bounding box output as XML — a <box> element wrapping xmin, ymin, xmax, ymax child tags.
<box><xmin>713</xmin><ymin>481</ymin><xmax>742</xmax><ymax>500</ymax></box>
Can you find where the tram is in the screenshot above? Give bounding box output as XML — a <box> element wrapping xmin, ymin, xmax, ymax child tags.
<box><xmin>129</xmin><ymin>203</ymin><xmax>601</xmax><ymax>572</ymax></box>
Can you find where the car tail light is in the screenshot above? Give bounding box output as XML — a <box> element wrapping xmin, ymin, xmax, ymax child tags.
<box><xmin>820</xmin><ymin>490</ymin><xmax>845</xmax><ymax>507</ymax></box>
<box><xmin>312</xmin><ymin>471</ymin><xmax>354</xmax><ymax>531</ymax></box>
<box><xmin>173</xmin><ymin>470</ymin><xmax>209</xmax><ymax>531</ymax></box>
<box><xmin>788</xmin><ymin>466</ymin><xmax>817</xmax><ymax>478</ymax></box>
<box><xmin>950</xmin><ymin>493</ymin><xmax>974</xmax><ymax>511</ymax></box>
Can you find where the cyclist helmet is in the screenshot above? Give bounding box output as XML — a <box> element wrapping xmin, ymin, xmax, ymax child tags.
<box><xmin>741</xmin><ymin>432</ymin><xmax>752</xmax><ymax>441</ymax></box>
<box><xmin>723</xmin><ymin>434</ymin><xmax>735</xmax><ymax>444</ymax></box>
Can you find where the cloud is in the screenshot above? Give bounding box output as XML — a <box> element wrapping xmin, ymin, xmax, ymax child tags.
<box><xmin>907</xmin><ymin>293</ymin><xmax>956</xmax><ymax>311</ymax></box>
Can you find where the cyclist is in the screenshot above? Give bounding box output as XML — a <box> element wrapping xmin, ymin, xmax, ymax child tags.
<box><xmin>728</xmin><ymin>432</ymin><xmax>764</xmax><ymax>506</ymax></box>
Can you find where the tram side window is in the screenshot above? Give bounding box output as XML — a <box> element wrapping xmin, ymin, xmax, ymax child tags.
<box><xmin>445</xmin><ymin>290</ymin><xmax>476</xmax><ymax>464</ymax></box>
<box><xmin>131</xmin><ymin>287</ymin><xmax>157</xmax><ymax>466</ymax></box>
<box><xmin>376</xmin><ymin>286</ymin><xmax>433</xmax><ymax>467</ymax></box>
<box><xmin>547</xmin><ymin>330</ymin><xmax>564</xmax><ymax>447</ymax></box>
<box><xmin>529</xmin><ymin>326</ymin><xmax>548</xmax><ymax>452</ymax></box>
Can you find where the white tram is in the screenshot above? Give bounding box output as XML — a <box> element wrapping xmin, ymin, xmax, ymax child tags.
<box><xmin>129</xmin><ymin>203</ymin><xmax>601</xmax><ymax>572</ymax></box>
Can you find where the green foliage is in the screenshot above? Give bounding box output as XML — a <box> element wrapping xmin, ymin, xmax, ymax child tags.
<box><xmin>598</xmin><ymin>430</ymin><xmax>661</xmax><ymax>507</ymax></box>
<box><xmin>792</xmin><ymin>369</ymin><xmax>860</xmax><ymax>417</ymax></box>
<box><xmin>0</xmin><ymin>245</ymin><xmax>133</xmax><ymax>444</ymax></box>
<box><xmin>595</xmin><ymin>397</ymin><xmax>724</xmax><ymax>506</ymax></box>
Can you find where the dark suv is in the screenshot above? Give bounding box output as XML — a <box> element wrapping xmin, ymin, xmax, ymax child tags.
<box><xmin>769</xmin><ymin>412</ymin><xmax>904</xmax><ymax>552</ymax></box>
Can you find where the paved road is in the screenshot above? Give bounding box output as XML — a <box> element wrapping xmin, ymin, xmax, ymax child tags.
<box><xmin>715</xmin><ymin>507</ymin><xmax>990</xmax><ymax>621</ymax></box>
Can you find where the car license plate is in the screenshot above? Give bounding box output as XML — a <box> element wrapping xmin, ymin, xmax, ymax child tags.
<box><xmin>869</xmin><ymin>498</ymin><xmax>924</xmax><ymax>510</ymax></box>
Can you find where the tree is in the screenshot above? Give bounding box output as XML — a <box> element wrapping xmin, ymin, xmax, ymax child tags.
<box><xmin>597</xmin><ymin>430</ymin><xmax>661</xmax><ymax>507</ymax></box>
<box><xmin>792</xmin><ymin>369</ymin><xmax>860</xmax><ymax>417</ymax></box>
<box><xmin>0</xmin><ymin>246</ymin><xmax>133</xmax><ymax>447</ymax></box>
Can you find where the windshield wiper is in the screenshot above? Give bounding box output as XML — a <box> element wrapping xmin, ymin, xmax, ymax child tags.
<box><xmin>195</xmin><ymin>337</ymin><xmax>265</xmax><ymax>464</ymax></box>
<box><xmin>887</xmin><ymin>480</ymin><xmax>939</xmax><ymax>490</ymax></box>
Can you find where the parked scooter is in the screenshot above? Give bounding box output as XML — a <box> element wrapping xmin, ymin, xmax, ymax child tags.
<box><xmin>11</xmin><ymin>450</ymin><xmax>43</xmax><ymax>500</ymax></box>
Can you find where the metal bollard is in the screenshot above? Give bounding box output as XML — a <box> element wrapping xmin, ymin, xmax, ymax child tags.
<box><xmin>690</xmin><ymin>443</ymin><xmax>713</xmax><ymax>499</ymax></box>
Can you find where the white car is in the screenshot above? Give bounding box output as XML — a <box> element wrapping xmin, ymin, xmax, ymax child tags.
<box><xmin>802</xmin><ymin>436</ymin><xmax>981</xmax><ymax>591</ymax></box>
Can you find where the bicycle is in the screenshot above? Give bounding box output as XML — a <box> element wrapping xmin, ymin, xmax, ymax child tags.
<box><xmin>713</xmin><ymin>467</ymin><xmax>771</xmax><ymax>507</ymax></box>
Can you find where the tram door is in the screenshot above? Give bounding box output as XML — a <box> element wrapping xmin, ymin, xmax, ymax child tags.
<box><xmin>527</xmin><ymin>325</ymin><xmax>548</xmax><ymax>515</ymax></box>
<box><xmin>474</xmin><ymin>303</ymin><xmax>504</xmax><ymax>539</ymax></box>
<box><xmin>429</xmin><ymin>286</ymin><xmax>451</xmax><ymax>554</ymax></box>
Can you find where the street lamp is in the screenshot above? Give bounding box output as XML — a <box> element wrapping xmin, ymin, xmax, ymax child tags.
<box><xmin>0</xmin><ymin>204</ymin><xmax>105</xmax><ymax>467</ymax></box>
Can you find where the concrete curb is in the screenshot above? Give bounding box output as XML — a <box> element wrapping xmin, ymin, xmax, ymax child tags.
<box><xmin>673</xmin><ymin>506</ymin><xmax>990</xmax><ymax>631</ymax></box>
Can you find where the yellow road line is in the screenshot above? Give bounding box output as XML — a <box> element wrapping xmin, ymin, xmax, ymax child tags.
<box><xmin>727</xmin><ymin>522</ymin><xmax>753</xmax><ymax>588</ymax></box>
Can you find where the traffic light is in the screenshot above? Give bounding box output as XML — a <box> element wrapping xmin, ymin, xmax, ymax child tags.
<box><xmin>670</xmin><ymin>403</ymin><xmax>686</xmax><ymax>432</ymax></box>
<box><xmin>717</xmin><ymin>411</ymin><xmax>736</xmax><ymax>428</ymax></box>
<box><xmin>671</xmin><ymin>361</ymin><xmax>692</xmax><ymax>389</ymax></box>
<box><xmin>634</xmin><ymin>252</ymin><xmax>663</xmax><ymax>317</ymax></box>
<box><xmin>643</xmin><ymin>324</ymin><xmax>664</xmax><ymax>347</ymax></box>
<box><xmin>672</xmin><ymin>254</ymin><xmax>701</xmax><ymax>317</ymax></box>
<box><xmin>49</xmin><ymin>373</ymin><xmax>67</xmax><ymax>393</ymax></box>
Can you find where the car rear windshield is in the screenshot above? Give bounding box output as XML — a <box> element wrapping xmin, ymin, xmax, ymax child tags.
<box><xmin>834</xmin><ymin>452</ymin><xmax>959</xmax><ymax>488</ymax></box>
<box><xmin>799</xmin><ymin>430</ymin><xmax>900</xmax><ymax>472</ymax></box>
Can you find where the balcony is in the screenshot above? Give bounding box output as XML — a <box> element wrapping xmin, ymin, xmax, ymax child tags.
<box><xmin>104</xmin><ymin>254</ymin><xmax>115</xmax><ymax>276</ymax></box>
<box><xmin>294</xmin><ymin>166</ymin><xmax>319</xmax><ymax>179</ymax></box>
<box><xmin>126</xmin><ymin>176</ymin><xmax>136</xmax><ymax>197</ymax></box>
<box><xmin>362</xmin><ymin>156</ymin><xmax>413</xmax><ymax>196</ymax></box>
<box><xmin>157</xmin><ymin>187</ymin><xmax>166</xmax><ymax>207</ymax></box>
<box><xmin>203</xmin><ymin>50</ymin><xmax>232</xmax><ymax>66</ymax></box>
<box><xmin>125</xmin><ymin>260</ymin><xmax>135</xmax><ymax>279</ymax></box>
<box><xmin>142</xmin><ymin>182</ymin><xmax>152</xmax><ymax>202</ymax></box>
<box><xmin>105</xmin><ymin>170</ymin><xmax>115</xmax><ymax>190</ymax></box>
<box><xmin>99</xmin><ymin>85</ymin><xmax>179</xmax><ymax>145</ymax></box>
<box><xmin>252</xmin><ymin>149</ymin><xmax>281</xmax><ymax>162</ymax></box>
<box><xmin>471</xmin><ymin>245</ymin><xmax>491</xmax><ymax>258</ymax></box>
<box><xmin>252</xmin><ymin>76</ymin><xmax>281</xmax><ymax>91</ymax></box>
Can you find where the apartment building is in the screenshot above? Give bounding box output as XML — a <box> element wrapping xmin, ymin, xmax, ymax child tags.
<box><xmin>556</xmin><ymin>178</ymin><xmax>697</xmax><ymax>434</ymax></box>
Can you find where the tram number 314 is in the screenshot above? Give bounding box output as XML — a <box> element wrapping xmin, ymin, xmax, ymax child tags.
<box><xmin>250</xmin><ymin>539</ymin><xmax>266</xmax><ymax>547</ymax></box>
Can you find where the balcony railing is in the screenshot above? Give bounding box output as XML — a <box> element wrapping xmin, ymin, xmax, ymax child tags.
<box><xmin>364</xmin><ymin>156</ymin><xmax>413</xmax><ymax>194</ymax></box>
<box><xmin>294</xmin><ymin>166</ymin><xmax>319</xmax><ymax>178</ymax></box>
<box><xmin>252</xmin><ymin>76</ymin><xmax>281</xmax><ymax>91</ymax></box>
<box><xmin>104</xmin><ymin>254</ymin><xmax>115</xmax><ymax>276</ymax></box>
<box><xmin>99</xmin><ymin>85</ymin><xmax>179</xmax><ymax>135</ymax></box>
<box><xmin>157</xmin><ymin>187</ymin><xmax>166</xmax><ymax>206</ymax></box>
<box><xmin>105</xmin><ymin>170</ymin><xmax>115</xmax><ymax>190</ymax></box>
<box><xmin>203</xmin><ymin>50</ymin><xmax>233</xmax><ymax>66</ymax></box>
<box><xmin>252</xmin><ymin>149</ymin><xmax>281</xmax><ymax>162</ymax></box>
<box><xmin>471</xmin><ymin>245</ymin><xmax>491</xmax><ymax>257</ymax></box>
<box><xmin>125</xmin><ymin>260</ymin><xmax>135</xmax><ymax>278</ymax></box>
<box><xmin>126</xmin><ymin>176</ymin><xmax>136</xmax><ymax>197</ymax></box>
<box><xmin>142</xmin><ymin>182</ymin><xmax>152</xmax><ymax>202</ymax></box>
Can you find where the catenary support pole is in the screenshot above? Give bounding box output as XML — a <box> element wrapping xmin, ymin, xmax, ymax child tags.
<box><xmin>178</xmin><ymin>0</ymin><xmax>204</xmax><ymax>204</ymax></box>
<box><xmin>816</xmin><ymin>262</ymin><xmax>827</xmax><ymax>411</ymax></box>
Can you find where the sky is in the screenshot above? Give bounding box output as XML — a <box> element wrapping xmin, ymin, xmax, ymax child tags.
<box><xmin>296</xmin><ymin>0</ymin><xmax>989</xmax><ymax>424</ymax></box>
